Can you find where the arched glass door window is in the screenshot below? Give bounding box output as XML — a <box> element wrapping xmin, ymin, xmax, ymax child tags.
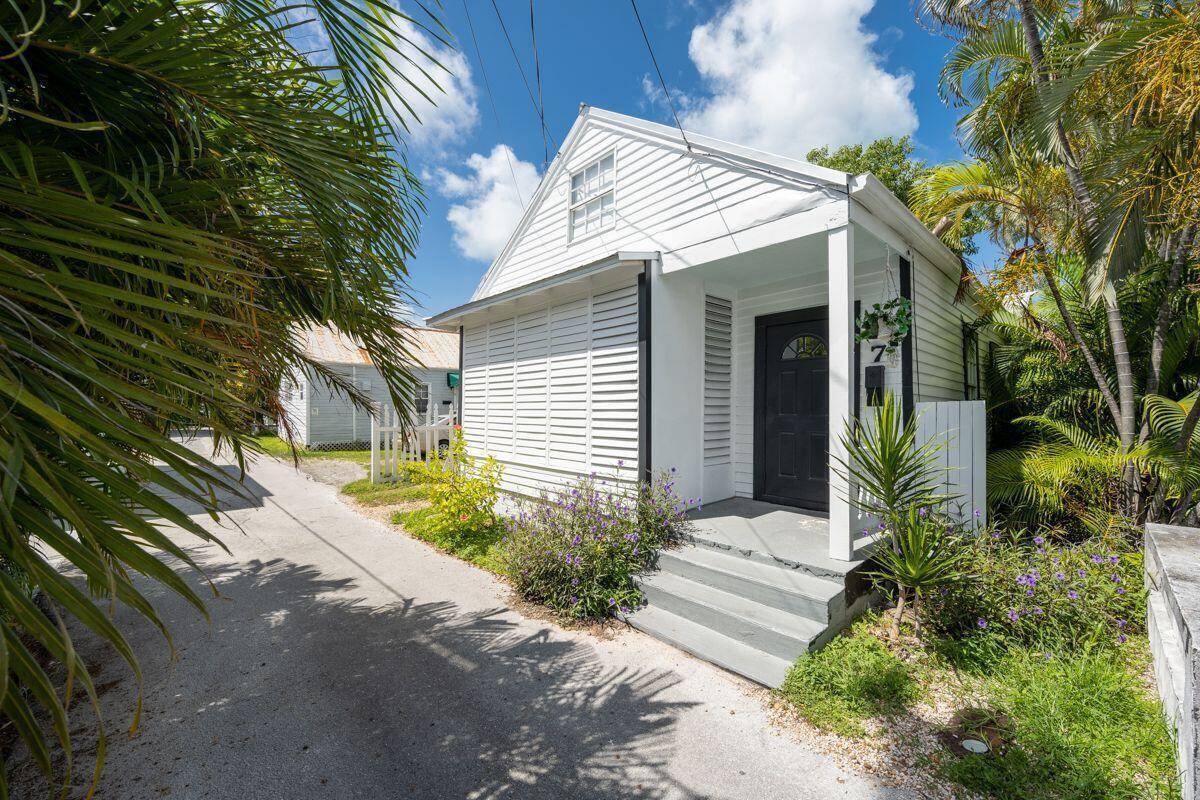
<box><xmin>781</xmin><ymin>334</ymin><xmax>827</xmax><ymax>360</ymax></box>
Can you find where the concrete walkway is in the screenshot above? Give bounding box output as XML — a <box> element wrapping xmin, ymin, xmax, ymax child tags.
<box><xmin>11</xmin><ymin>447</ymin><xmax>912</xmax><ymax>799</ymax></box>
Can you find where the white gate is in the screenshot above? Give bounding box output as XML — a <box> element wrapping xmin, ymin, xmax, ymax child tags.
<box><xmin>914</xmin><ymin>400</ymin><xmax>987</xmax><ymax>529</ymax></box>
<box><xmin>369</xmin><ymin>403</ymin><xmax>457</xmax><ymax>484</ymax></box>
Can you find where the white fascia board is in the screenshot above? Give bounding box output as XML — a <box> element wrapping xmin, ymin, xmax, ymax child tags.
<box><xmin>428</xmin><ymin>252</ymin><xmax>651</xmax><ymax>329</ymax></box>
<box><xmin>586</xmin><ymin>107</ymin><xmax>851</xmax><ymax>188</ymax></box>
<box><xmin>848</xmin><ymin>173</ymin><xmax>962</xmax><ymax>279</ymax></box>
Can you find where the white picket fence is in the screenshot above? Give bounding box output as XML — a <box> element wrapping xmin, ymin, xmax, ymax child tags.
<box><xmin>914</xmin><ymin>400</ymin><xmax>987</xmax><ymax>529</ymax></box>
<box><xmin>369</xmin><ymin>404</ymin><xmax>457</xmax><ymax>484</ymax></box>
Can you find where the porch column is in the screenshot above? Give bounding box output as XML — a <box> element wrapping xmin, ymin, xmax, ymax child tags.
<box><xmin>827</xmin><ymin>225</ymin><xmax>855</xmax><ymax>561</ymax></box>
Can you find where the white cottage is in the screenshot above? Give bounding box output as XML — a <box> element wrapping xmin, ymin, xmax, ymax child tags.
<box><xmin>281</xmin><ymin>324</ymin><xmax>460</xmax><ymax>449</ymax></box>
<box><xmin>429</xmin><ymin>107</ymin><xmax>987</xmax><ymax>684</ymax></box>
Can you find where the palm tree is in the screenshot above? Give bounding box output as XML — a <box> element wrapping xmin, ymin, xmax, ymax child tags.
<box><xmin>913</xmin><ymin>0</ymin><xmax>1200</xmax><ymax>515</ymax></box>
<box><xmin>0</xmin><ymin>0</ymin><xmax>447</xmax><ymax>792</ymax></box>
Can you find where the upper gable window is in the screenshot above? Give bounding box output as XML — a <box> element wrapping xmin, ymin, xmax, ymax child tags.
<box><xmin>569</xmin><ymin>152</ymin><xmax>615</xmax><ymax>240</ymax></box>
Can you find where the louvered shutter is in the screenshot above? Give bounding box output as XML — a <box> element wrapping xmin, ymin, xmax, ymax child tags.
<box><xmin>704</xmin><ymin>296</ymin><xmax>733</xmax><ymax>466</ymax></box>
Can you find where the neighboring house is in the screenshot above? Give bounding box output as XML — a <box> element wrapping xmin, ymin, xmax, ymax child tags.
<box><xmin>280</xmin><ymin>325</ymin><xmax>459</xmax><ymax>449</ymax></box>
<box><xmin>429</xmin><ymin>106</ymin><xmax>987</xmax><ymax>685</ymax></box>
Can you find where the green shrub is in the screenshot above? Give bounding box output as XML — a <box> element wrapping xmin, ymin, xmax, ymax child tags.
<box><xmin>501</xmin><ymin>470</ymin><xmax>689</xmax><ymax>618</ymax></box>
<box><xmin>940</xmin><ymin>646</ymin><xmax>1176</xmax><ymax>800</ymax></box>
<box><xmin>924</xmin><ymin>531</ymin><xmax>1144</xmax><ymax>652</ymax></box>
<box><xmin>779</xmin><ymin>619</ymin><xmax>917</xmax><ymax>737</ymax></box>
<box><xmin>388</xmin><ymin>432</ymin><xmax>506</xmax><ymax>569</ymax></box>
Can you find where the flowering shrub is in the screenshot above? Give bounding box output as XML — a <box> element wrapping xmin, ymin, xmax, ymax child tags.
<box><xmin>501</xmin><ymin>470</ymin><xmax>690</xmax><ymax>619</ymax></box>
<box><xmin>407</xmin><ymin>430</ymin><xmax>503</xmax><ymax>551</ymax></box>
<box><xmin>923</xmin><ymin>530</ymin><xmax>1144</xmax><ymax>651</ymax></box>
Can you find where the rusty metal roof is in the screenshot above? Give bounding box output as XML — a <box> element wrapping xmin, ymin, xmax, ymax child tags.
<box><xmin>297</xmin><ymin>324</ymin><xmax>459</xmax><ymax>370</ymax></box>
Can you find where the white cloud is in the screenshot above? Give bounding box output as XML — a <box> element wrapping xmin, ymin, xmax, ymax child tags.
<box><xmin>436</xmin><ymin>145</ymin><xmax>542</xmax><ymax>262</ymax></box>
<box><xmin>679</xmin><ymin>0</ymin><xmax>918</xmax><ymax>158</ymax></box>
<box><xmin>386</xmin><ymin>20</ymin><xmax>479</xmax><ymax>151</ymax></box>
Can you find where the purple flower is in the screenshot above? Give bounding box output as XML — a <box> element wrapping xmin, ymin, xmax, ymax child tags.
<box><xmin>572</xmin><ymin>535</ymin><xmax>582</xmax><ymax>546</ymax></box>
<box><xmin>1008</xmin><ymin>609</ymin><xmax>1020</xmax><ymax>622</ymax></box>
<box><xmin>973</xmin><ymin>508</ymin><xmax>982</xmax><ymax>519</ymax></box>
<box><xmin>620</xmin><ymin>606</ymin><xmax>631</xmax><ymax>615</ymax></box>
<box><xmin>1068</xmin><ymin>590</ymin><xmax>1079</xmax><ymax>600</ymax></box>
<box><xmin>1117</xmin><ymin>634</ymin><xmax>1128</xmax><ymax>644</ymax></box>
<box><xmin>571</xmin><ymin>577</ymin><xmax>580</xmax><ymax>587</ymax></box>
<box><xmin>1077</xmin><ymin>569</ymin><xmax>1087</xmax><ymax>578</ymax></box>
<box><xmin>608</xmin><ymin>597</ymin><xmax>616</xmax><ymax>606</ymax></box>
<box><xmin>1116</xmin><ymin>619</ymin><xmax>1127</xmax><ymax>628</ymax></box>
<box><xmin>976</xmin><ymin>618</ymin><xmax>988</xmax><ymax>629</ymax></box>
<box><xmin>1109</xmin><ymin>555</ymin><xmax>1119</xmax><ymax>564</ymax></box>
<box><xmin>1054</xmin><ymin>572</ymin><xmax>1066</xmax><ymax>581</ymax></box>
<box><xmin>1091</xmin><ymin>554</ymin><xmax>1104</xmax><ymax>564</ymax></box>
<box><xmin>1033</xmin><ymin>606</ymin><xmax>1044</xmax><ymax>615</ymax></box>
<box><xmin>571</xmin><ymin>596</ymin><xmax>578</xmax><ymax>604</ymax></box>
<box><xmin>1110</xmin><ymin>573</ymin><xmax>1121</xmax><ymax>583</ymax></box>
<box><xmin>1025</xmin><ymin>589</ymin><xmax>1035</xmax><ymax>597</ymax></box>
<box><xmin>1033</xmin><ymin>535</ymin><xmax>1045</xmax><ymax>546</ymax></box>
<box><xmin>918</xmin><ymin>507</ymin><xmax>929</xmax><ymax>518</ymax></box>
<box><xmin>1117</xmin><ymin>587</ymin><xmax>1126</xmax><ymax>595</ymax></box>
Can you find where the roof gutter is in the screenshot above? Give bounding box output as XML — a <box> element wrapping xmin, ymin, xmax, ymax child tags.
<box><xmin>427</xmin><ymin>251</ymin><xmax>655</xmax><ymax>329</ymax></box>
<box><xmin>848</xmin><ymin>174</ymin><xmax>963</xmax><ymax>279</ymax></box>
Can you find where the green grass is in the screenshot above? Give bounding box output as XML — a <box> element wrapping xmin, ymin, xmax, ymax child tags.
<box><xmin>252</xmin><ymin>434</ymin><xmax>372</xmax><ymax>464</ymax></box>
<box><xmin>779</xmin><ymin>619</ymin><xmax>917</xmax><ymax>737</ymax></box>
<box><xmin>392</xmin><ymin>506</ymin><xmax>505</xmax><ymax>573</ymax></box>
<box><xmin>938</xmin><ymin>643</ymin><xmax>1177</xmax><ymax>800</ymax></box>
<box><xmin>341</xmin><ymin>477</ymin><xmax>430</xmax><ymax>506</ymax></box>
<box><xmin>778</xmin><ymin>619</ymin><xmax>1177</xmax><ymax>799</ymax></box>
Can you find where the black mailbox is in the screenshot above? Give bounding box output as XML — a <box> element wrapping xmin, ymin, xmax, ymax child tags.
<box><xmin>866</xmin><ymin>364</ymin><xmax>885</xmax><ymax>406</ymax></box>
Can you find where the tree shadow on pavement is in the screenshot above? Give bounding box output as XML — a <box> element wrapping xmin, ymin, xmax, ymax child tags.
<box><xmin>8</xmin><ymin>552</ymin><xmax>709</xmax><ymax>800</ymax></box>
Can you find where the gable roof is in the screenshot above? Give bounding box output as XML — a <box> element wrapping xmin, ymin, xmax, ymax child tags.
<box><xmin>298</xmin><ymin>324</ymin><xmax>459</xmax><ymax>370</ymax></box>
<box><xmin>471</xmin><ymin>105</ymin><xmax>858</xmax><ymax>300</ymax></box>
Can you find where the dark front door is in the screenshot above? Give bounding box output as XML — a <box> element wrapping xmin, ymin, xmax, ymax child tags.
<box><xmin>755</xmin><ymin>309</ymin><xmax>830</xmax><ymax>511</ymax></box>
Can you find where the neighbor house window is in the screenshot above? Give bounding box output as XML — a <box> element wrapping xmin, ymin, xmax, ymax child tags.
<box><xmin>414</xmin><ymin>383</ymin><xmax>430</xmax><ymax>416</ymax></box>
<box><xmin>569</xmin><ymin>152</ymin><xmax>615</xmax><ymax>240</ymax></box>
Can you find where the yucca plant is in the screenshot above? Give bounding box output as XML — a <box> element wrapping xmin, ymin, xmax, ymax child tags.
<box><xmin>835</xmin><ymin>394</ymin><xmax>963</xmax><ymax>638</ymax></box>
<box><xmin>0</xmin><ymin>0</ymin><xmax>447</xmax><ymax>795</ymax></box>
<box><xmin>868</xmin><ymin>507</ymin><xmax>970</xmax><ymax>639</ymax></box>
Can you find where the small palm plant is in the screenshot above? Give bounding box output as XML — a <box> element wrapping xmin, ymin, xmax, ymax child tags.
<box><xmin>835</xmin><ymin>393</ymin><xmax>966</xmax><ymax>639</ymax></box>
<box><xmin>868</xmin><ymin>507</ymin><xmax>968</xmax><ymax>639</ymax></box>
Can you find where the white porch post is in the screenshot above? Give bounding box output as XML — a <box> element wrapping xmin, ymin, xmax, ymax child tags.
<box><xmin>827</xmin><ymin>225</ymin><xmax>855</xmax><ymax>561</ymax></box>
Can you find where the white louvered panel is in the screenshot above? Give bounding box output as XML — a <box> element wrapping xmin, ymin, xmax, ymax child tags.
<box><xmin>514</xmin><ymin>308</ymin><xmax>549</xmax><ymax>460</ymax></box>
<box><xmin>547</xmin><ymin>298</ymin><xmax>590</xmax><ymax>471</ymax></box>
<box><xmin>704</xmin><ymin>296</ymin><xmax>733</xmax><ymax>466</ymax></box>
<box><xmin>486</xmin><ymin>317</ymin><xmax>516</xmax><ymax>456</ymax></box>
<box><xmin>461</xmin><ymin>323</ymin><xmax>490</xmax><ymax>456</ymax></box>
<box><xmin>590</xmin><ymin>285</ymin><xmax>640</xmax><ymax>478</ymax></box>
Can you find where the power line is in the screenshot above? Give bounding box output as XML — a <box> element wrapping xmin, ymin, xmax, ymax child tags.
<box><xmin>629</xmin><ymin>0</ymin><xmax>692</xmax><ymax>152</ymax></box>
<box><xmin>488</xmin><ymin>0</ymin><xmax>556</xmax><ymax>155</ymax></box>
<box><xmin>529</xmin><ymin>0</ymin><xmax>548</xmax><ymax>166</ymax></box>
<box><xmin>461</xmin><ymin>0</ymin><xmax>527</xmax><ymax>207</ymax></box>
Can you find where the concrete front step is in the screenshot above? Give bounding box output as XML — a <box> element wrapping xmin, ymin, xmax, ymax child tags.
<box><xmin>628</xmin><ymin>605</ymin><xmax>793</xmax><ymax>688</ymax></box>
<box><xmin>635</xmin><ymin>570</ymin><xmax>826</xmax><ymax>662</ymax></box>
<box><xmin>655</xmin><ymin>546</ymin><xmax>844</xmax><ymax>624</ymax></box>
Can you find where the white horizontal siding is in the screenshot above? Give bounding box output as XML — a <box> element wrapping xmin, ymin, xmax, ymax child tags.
<box><xmin>461</xmin><ymin>282</ymin><xmax>639</xmax><ymax>497</ymax></box>
<box><xmin>278</xmin><ymin>368</ymin><xmax>307</xmax><ymax>443</ymax></box>
<box><xmin>475</xmin><ymin>123</ymin><xmax>839</xmax><ymax>299</ymax></box>
<box><xmin>911</xmin><ymin>253</ymin><xmax>976</xmax><ymax>402</ymax></box>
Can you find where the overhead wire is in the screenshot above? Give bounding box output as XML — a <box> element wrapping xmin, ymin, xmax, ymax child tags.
<box><xmin>461</xmin><ymin>0</ymin><xmax>527</xmax><ymax>207</ymax></box>
<box><xmin>629</xmin><ymin>0</ymin><xmax>692</xmax><ymax>152</ymax></box>
<box><xmin>528</xmin><ymin>0</ymin><xmax>548</xmax><ymax>166</ymax></box>
<box><xmin>488</xmin><ymin>0</ymin><xmax>556</xmax><ymax>156</ymax></box>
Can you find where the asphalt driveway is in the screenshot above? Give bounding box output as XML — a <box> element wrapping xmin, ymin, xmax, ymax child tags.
<box><xmin>9</xmin><ymin>441</ymin><xmax>912</xmax><ymax>799</ymax></box>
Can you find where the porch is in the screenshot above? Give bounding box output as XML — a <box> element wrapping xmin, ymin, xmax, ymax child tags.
<box><xmin>649</xmin><ymin>215</ymin><xmax>906</xmax><ymax>563</ymax></box>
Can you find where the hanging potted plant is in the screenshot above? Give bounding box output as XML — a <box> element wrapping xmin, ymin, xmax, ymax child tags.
<box><xmin>856</xmin><ymin>297</ymin><xmax>912</xmax><ymax>355</ymax></box>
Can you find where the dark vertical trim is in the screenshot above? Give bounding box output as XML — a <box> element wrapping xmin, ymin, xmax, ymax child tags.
<box><xmin>637</xmin><ymin>266</ymin><xmax>652</xmax><ymax>483</ymax></box>
<box><xmin>853</xmin><ymin>299</ymin><xmax>861</xmax><ymax>423</ymax></box>
<box><xmin>898</xmin><ymin>255</ymin><xmax>915</xmax><ymax>418</ymax></box>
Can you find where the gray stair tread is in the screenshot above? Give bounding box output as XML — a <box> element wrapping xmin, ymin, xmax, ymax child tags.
<box><xmin>628</xmin><ymin>605</ymin><xmax>792</xmax><ymax>687</ymax></box>
<box><xmin>637</xmin><ymin>571</ymin><xmax>827</xmax><ymax>643</ymax></box>
<box><xmin>659</xmin><ymin>545</ymin><xmax>844</xmax><ymax>602</ymax></box>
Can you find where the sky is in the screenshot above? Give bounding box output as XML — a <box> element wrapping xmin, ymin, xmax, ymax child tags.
<box><xmin>377</xmin><ymin>0</ymin><xmax>982</xmax><ymax>320</ymax></box>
